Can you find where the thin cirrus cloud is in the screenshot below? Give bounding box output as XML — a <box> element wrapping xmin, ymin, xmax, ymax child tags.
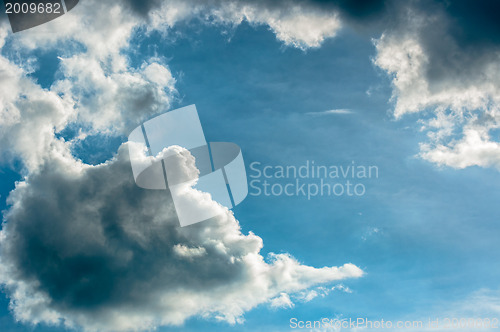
<box><xmin>306</xmin><ymin>109</ymin><xmax>354</xmax><ymax>116</ymax></box>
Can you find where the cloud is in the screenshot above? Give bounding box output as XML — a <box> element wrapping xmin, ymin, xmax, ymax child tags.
<box><xmin>306</xmin><ymin>109</ymin><xmax>353</xmax><ymax>116</ymax></box>
<box><xmin>0</xmin><ymin>1</ymin><xmax>366</xmax><ymax>330</ymax></box>
<box><xmin>146</xmin><ymin>0</ymin><xmax>342</xmax><ymax>49</ymax></box>
<box><xmin>0</xmin><ymin>0</ymin><xmax>343</xmax><ymax>170</ymax></box>
<box><xmin>0</xmin><ymin>41</ymin><xmax>74</xmax><ymax>170</ymax></box>
<box><xmin>269</xmin><ymin>293</ymin><xmax>294</xmax><ymax>309</ymax></box>
<box><xmin>54</xmin><ymin>57</ymin><xmax>176</xmax><ymax>133</ymax></box>
<box><xmin>0</xmin><ymin>2</ymin><xmax>177</xmax><ymax>170</ymax></box>
<box><xmin>0</xmin><ymin>145</ymin><xmax>363</xmax><ymax>331</ymax></box>
<box><xmin>4</xmin><ymin>0</ymin><xmax>342</xmax><ymax>52</ymax></box>
<box><xmin>293</xmin><ymin>284</ymin><xmax>353</xmax><ymax>303</ymax></box>
<box><xmin>0</xmin><ymin>42</ymin><xmax>174</xmax><ymax>172</ymax></box>
<box><xmin>372</xmin><ymin>0</ymin><xmax>500</xmax><ymax>170</ymax></box>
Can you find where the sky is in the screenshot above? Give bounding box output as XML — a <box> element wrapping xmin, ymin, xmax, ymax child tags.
<box><xmin>1</xmin><ymin>0</ymin><xmax>500</xmax><ymax>331</ymax></box>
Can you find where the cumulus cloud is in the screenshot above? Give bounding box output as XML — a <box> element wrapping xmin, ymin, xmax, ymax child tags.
<box><xmin>145</xmin><ymin>0</ymin><xmax>342</xmax><ymax>49</ymax></box>
<box><xmin>8</xmin><ymin>0</ymin><xmax>343</xmax><ymax>52</ymax></box>
<box><xmin>372</xmin><ymin>0</ymin><xmax>500</xmax><ymax>170</ymax></box>
<box><xmin>0</xmin><ymin>145</ymin><xmax>363</xmax><ymax>331</ymax></box>
<box><xmin>0</xmin><ymin>2</ymin><xmax>176</xmax><ymax>171</ymax></box>
<box><xmin>0</xmin><ymin>36</ymin><xmax>74</xmax><ymax>170</ymax></box>
<box><xmin>0</xmin><ymin>0</ymin><xmax>342</xmax><ymax>166</ymax></box>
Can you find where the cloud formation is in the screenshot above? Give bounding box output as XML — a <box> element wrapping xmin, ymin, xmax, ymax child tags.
<box><xmin>372</xmin><ymin>0</ymin><xmax>500</xmax><ymax>169</ymax></box>
<box><xmin>0</xmin><ymin>3</ymin><xmax>365</xmax><ymax>329</ymax></box>
<box><xmin>10</xmin><ymin>0</ymin><xmax>500</xmax><ymax>330</ymax></box>
<box><xmin>0</xmin><ymin>145</ymin><xmax>363</xmax><ymax>331</ymax></box>
<box><xmin>144</xmin><ymin>0</ymin><xmax>342</xmax><ymax>49</ymax></box>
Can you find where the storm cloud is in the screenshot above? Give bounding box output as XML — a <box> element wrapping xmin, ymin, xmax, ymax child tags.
<box><xmin>0</xmin><ymin>145</ymin><xmax>363</xmax><ymax>331</ymax></box>
<box><xmin>2</xmin><ymin>0</ymin><xmax>499</xmax><ymax>330</ymax></box>
<box><xmin>370</xmin><ymin>0</ymin><xmax>500</xmax><ymax>169</ymax></box>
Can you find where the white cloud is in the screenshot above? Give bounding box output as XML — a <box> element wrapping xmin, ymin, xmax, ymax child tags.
<box><xmin>0</xmin><ymin>2</ymin><xmax>177</xmax><ymax>170</ymax></box>
<box><xmin>0</xmin><ymin>0</ymin><xmax>341</xmax><ymax>168</ymax></box>
<box><xmin>148</xmin><ymin>0</ymin><xmax>341</xmax><ymax>50</ymax></box>
<box><xmin>331</xmin><ymin>284</ymin><xmax>353</xmax><ymax>294</ymax></box>
<box><xmin>270</xmin><ymin>293</ymin><xmax>294</xmax><ymax>309</ymax></box>
<box><xmin>420</xmin><ymin>127</ymin><xmax>500</xmax><ymax>169</ymax></box>
<box><xmin>0</xmin><ymin>2</ymin><xmax>358</xmax><ymax>331</ymax></box>
<box><xmin>295</xmin><ymin>289</ymin><xmax>320</xmax><ymax>302</ymax></box>
<box><xmin>53</xmin><ymin>56</ymin><xmax>176</xmax><ymax>132</ymax></box>
<box><xmin>0</xmin><ymin>145</ymin><xmax>363</xmax><ymax>331</ymax></box>
<box><xmin>9</xmin><ymin>0</ymin><xmax>341</xmax><ymax>53</ymax></box>
<box><xmin>236</xmin><ymin>4</ymin><xmax>341</xmax><ymax>49</ymax></box>
<box><xmin>373</xmin><ymin>12</ymin><xmax>500</xmax><ymax>170</ymax></box>
<box><xmin>173</xmin><ymin>244</ymin><xmax>207</xmax><ymax>258</ymax></box>
<box><xmin>306</xmin><ymin>109</ymin><xmax>353</xmax><ymax>116</ymax></box>
<box><xmin>0</xmin><ymin>43</ymin><xmax>75</xmax><ymax>170</ymax></box>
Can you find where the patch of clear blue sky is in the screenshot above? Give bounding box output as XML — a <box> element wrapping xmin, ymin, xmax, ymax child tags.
<box><xmin>1</xmin><ymin>19</ymin><xmax>500</xmax><ymax>332</ymax></box>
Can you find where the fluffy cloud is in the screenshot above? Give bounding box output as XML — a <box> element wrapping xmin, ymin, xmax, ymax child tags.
<box><xmin>0</xmin><ymin>3</ymin><xmax>176</xmax><ymax>170</ymax></box>
<box><xmin>13</xmin><ymin>0</ymin><xmax>500</xmax><ymax>173</ymax></box>
<box><xmin>9</xmin><ymin>0</ymin><xmax>342</xmax><ymax>52</ymax></box>
<box><xmin>54</xmin><ymin>57</ymin><xmax>176</xmax><ymax>133</ymax></box>
<box><xmin>128</xmin><ymin>0</ymin><xmax>343</xmax><ymax>49</ymax></box>
<box><xmin>1</xmin><ymin>0</ymin><xmax>342</xmax><ymax>160</ymax></box>
<box><xmin>205</xmin><ymin>1</ymin><xmax>341</xmax><ymax>49</ymax></box>
<box><xmin>373</xmin><ymin>1</ymin><xmax>500</xmax><ymax>169</ymax></box>
<box><xmin>0</xmin><ymin>2</ymin><xmax>360</xmax><ymax>330</ymax></box>
<box><xmin>0</xmin><ymin>145</ymin><xmax>363</xmax><ymax>331</ymax></box>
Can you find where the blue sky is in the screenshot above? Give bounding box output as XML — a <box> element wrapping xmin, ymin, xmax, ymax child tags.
<box><xmin>1</xmin><ymin>1</ymin><xmax>500</xmax><ymax>331</ymax></box>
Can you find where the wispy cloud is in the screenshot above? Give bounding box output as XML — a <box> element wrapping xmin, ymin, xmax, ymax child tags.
<box><xmin>306</xmin><ymin>109</ymin><xmax>354</xmax><ymax>116</ymax></box>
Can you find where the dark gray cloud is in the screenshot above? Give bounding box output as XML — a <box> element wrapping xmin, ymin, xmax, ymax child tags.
<box><xmin>409</xmin><ymin>1</ymin><xmax>500</xmax><ymax>84</ymax></box>
<box><xmin>0</xmin><ymin>145</ymin><xmax>362</xmax><ymax>330</ymax></box>
<box><xmin>1</xmin><ymin>145</ymin><xmax>250</xmax><ymax>319</ymax></box>
<box><xmin>372</xmin><ymin>0</ymin><xmax>500</xmax><ymax>97</ymax></box>
<box><xmin>307</xmin><ymin>0</ymin><xmax>500</xmax><ymax>48</ymax></box>
<box><xmin>122</xmin><ymin>0</ymin><xmax>163</xmax><ymax>17</ymax></box>
<box><xmin>372</xmin><ymin>0</ymin><xmax>500</xmax><ymax>169</ymax></box>
<box><xmin>0</xmin><ymin>1</ymin><xmax>9</xmax><ymax>24</ymax></box>
<box><xmin>122</xmin><ymin>0</ymin><xmax>386</xmax><ymax>21</ymax></box>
